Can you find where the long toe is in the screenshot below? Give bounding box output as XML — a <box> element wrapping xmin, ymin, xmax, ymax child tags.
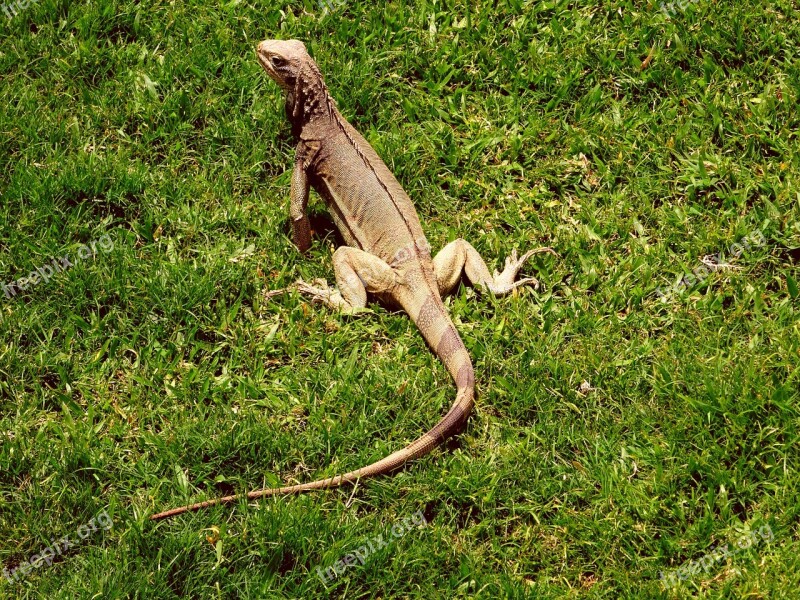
<box><xmin>264</xmin><ymin>287</ymin><xmax>289</xmax><ymax>300</ymax></box>
<box><xmin>514</xmin><ymin>276</ymin><xmax>539</xmax><ymax>290</ymax></box>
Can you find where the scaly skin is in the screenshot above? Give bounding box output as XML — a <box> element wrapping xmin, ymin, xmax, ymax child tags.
<box><xmin>150</xmin><ymin>40</ymin><xmax>554</xmax><ymax>521</ymax></box>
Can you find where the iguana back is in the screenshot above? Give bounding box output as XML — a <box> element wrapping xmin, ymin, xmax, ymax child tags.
<box><xmin>311</xmin><ymin>116</ymin><xmax>429</xmax><ymax>265</ymax></box>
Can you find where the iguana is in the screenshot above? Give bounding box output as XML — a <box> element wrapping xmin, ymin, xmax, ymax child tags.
<box><xmin>150</xmin><ymin>39</ymin><xmax>554</xmax><ymax>521</ymax></box>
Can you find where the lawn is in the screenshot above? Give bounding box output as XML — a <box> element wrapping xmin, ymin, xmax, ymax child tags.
<box><xmin>1</xmin><ymin>0</ymin><xmax>799</xmax><ymax>598</ymax></box>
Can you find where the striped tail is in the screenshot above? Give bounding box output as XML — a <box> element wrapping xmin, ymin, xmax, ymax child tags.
<box><xmin>150</xmin><ymin>290</ymin><xmax>474</xmax><ymax>521</ymax></box>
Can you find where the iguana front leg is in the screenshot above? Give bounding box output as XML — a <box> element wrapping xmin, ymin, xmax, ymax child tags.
<box><xmin>286</xmin><ymin>247</ymin><xmax>396</xmax><ymax>314</ymax></box>
<box><xmin>433</xmin><ymin>239</ymin><xmax>556</xmax><ymax>297</ymax></box>
<box><xmin>290</xmin><ymin>158</ymin><xmax>312</xmax><ymax>253</ymax></box>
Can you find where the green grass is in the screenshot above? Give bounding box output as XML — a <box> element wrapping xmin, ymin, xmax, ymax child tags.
<box><xmin>1</xmin><ymin>0</ymin><xmax>799</xmax><ymax>597</ymax></box>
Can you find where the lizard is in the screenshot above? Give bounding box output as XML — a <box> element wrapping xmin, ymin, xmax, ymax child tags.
<box><xmin>150</xmin><ymin>39</ymin><xmax>555</xmax><ymax>521</ymax></box>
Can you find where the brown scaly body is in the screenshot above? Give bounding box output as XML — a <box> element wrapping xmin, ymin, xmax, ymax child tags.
<box><xmin>150</xmin><ymin>40</ymin><xmax>554</xmax><ymax>521</ymax></box>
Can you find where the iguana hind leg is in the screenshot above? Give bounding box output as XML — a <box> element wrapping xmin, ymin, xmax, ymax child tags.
<box><xmin>275</xmin><ymin>246</ymin><xmax>396</xmax><ymax>313</ymax></box>
<box><xmin>433</xmin><ymin>239</ymin><xmax>556</xmax><ymax>297</ymax></box>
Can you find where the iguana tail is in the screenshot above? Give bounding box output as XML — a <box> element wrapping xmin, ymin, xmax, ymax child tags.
<box><xmin>150</xmin><ymin>290</ymin><xmax>473</xmax><ymax>521</ymax></box>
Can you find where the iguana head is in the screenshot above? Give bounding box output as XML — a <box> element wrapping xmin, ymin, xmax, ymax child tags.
<box><xmin>257</xmin><ymin>39</ymin><xmax>334</xmax><ymax>130</ymax></box>
<box><xmin>257</xmin><ymin>39</ymin><xmax>312</xmax><ymax>91</ymax></box>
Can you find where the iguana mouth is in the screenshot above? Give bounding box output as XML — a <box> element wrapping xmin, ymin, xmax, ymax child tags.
<box><xmin>256</xmin><ymin>51</ymin><xmax>273</xmax><ymax>75</ymax></box>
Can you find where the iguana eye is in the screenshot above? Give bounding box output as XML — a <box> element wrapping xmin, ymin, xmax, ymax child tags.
<box><xmin>270</xmin><ymin>56</ymin><xmax>287</xmax><ymax>68</ymax></box>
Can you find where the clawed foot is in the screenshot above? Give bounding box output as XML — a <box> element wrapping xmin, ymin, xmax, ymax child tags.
<box><xmin>264</xmin><ymin>278</ymin><xmax>367</xmax><ymax>313</ymax></box>
<box><xmin>264</xmin><ymin>278</ymin><xmax>332</xmax><ymax>302</ymax></box>
<box><xmin>488</xmin><ymin>247</ymin><xmax>557</xmax><ymax>295</ymax></box>
<box><xmin>294</xmin><ymin>278</ymin><xmax>336</xmax><ymax>303</ymax></box>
